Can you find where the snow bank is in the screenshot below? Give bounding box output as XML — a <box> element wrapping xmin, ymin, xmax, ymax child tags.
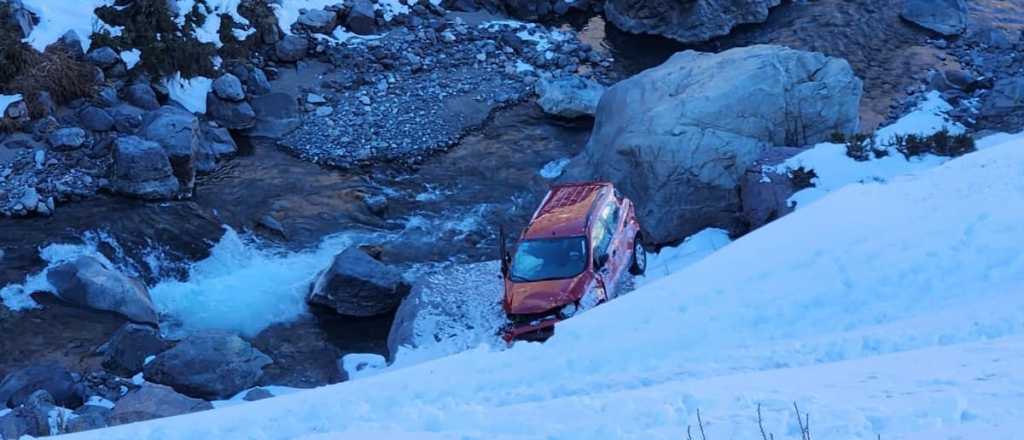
<box><xmin>0</xmin><ymin>94</ymin><xmax>23</xmax><ymax>114</ymax></box>
<box><xmin>774</xmin><ymin>91</ymin><xmax>968</xmax><ymax>208</ymax></box>
<box><xmin>150</xmin><ymin>228</ymin><xmax>370</xmax><ymax>338</ymax></box>
<box><xmin>64</xmin><ymin>109</ymin><xmax>1024</xmax><ymax>440</ymax></box>
<box><xmin>20</xmin><ymin>0</ymin><xmax>119</xmax><ymax>52</ymax></box>
<box><xmin>638</xmin><ymin>228</ymin><xmax>730</xmax><ymax>284</ymax></box>
<box><xmin>163</xmin><ymin>73</ymin><xmax>213</xmax><ymax>114</ymax></box>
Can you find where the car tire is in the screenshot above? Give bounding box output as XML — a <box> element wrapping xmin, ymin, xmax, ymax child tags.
<box><xmin>629</xmin><ymin>236</ymin><xmax>647</xmax><ymax>275</ymax></box>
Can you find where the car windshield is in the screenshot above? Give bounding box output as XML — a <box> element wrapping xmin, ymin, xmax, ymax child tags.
<box><xmin>509</xmin><ymin>237</ymin><xmax>588</xmax><ymax>282</ymax></box>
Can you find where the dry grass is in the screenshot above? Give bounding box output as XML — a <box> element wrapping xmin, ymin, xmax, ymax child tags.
<box><xmin>9</xmin><ymin>48</ymin><xmax>98</xmax><ymax>118</ymax></box>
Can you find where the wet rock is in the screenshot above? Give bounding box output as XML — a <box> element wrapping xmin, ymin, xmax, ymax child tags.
<box><xmin>110</xmin><ymin>135</ymin><xmax>180</xmax><ymax>200</ymax></box>
<box><xmin>140</xmin><ymin>106</ymin><xmax>200</xmax><ymax>196</ymax></box>
<box><xmin>242</xmin><ymin>388</ymin><xmax>273</xmax><ymax>401</ymax></box>
<box><xmin>297</xmin><ymin>8</ymin><xmax>338</xmax><ymax>34</ymax></box>
<box><xmin>605</xmin><ymin>0</ymin><xmax>781</xmax><ymax>43</ymax></box>
<box><xmin>46</xmin><ymin>255</ymin><xmax>160</xmax><ymax>325</ymax></box>
<box><xmin>252</xmin><ymin>320</ymin><xmax>343</xmax><ymax>388</ymax></box>
<box><xmin>195</xmin><ymin>125</ymin><xmax>238</xmax><ymax>173</ymax></box>
<box><xmin>275</xmin><ymin>35</ymin><xmax>309</xmax><ymax>62</ymax></box>
<box><xmin>124</xmin><ymin>84</ymin><xmax>161</xmax><ymax>111</ymax></box>
<box><xmin>107</xmin><ymin>384</ymin><xmax>212</xmax><ymax>426</ymax></box>
<box><xmin>308</xmin><ymin>247</ymin><xmax>411</xmax><ymax>317</ymax></box>
<box><xmin>0</xmin><ymin>393</ymin><xmax>52</xmax><ymax>438</ymax></box>
<box><xmin>535</xmin><ymin>75</ymin><xmax>605</xmax><ymax>118</ymax></box>
<box><xmin>0</xmin><ymin>364</ymin><xmax>81</xmax><ymax>409</ymax></box>
<box><xmin>79</xmin><ymin>106</ymin><xmax>115</xmax><ymax>132</ymax></box>
<box><xmin>245</xmin><ymin>92</ymin><xmax>301</xmax><ymax>139</ymax></box>
<box><xmin>143</xmin><ymin>331</ymin><xmax>272</xmax><ymax>400</ymax></box>
<box><xmin>101</xmin><ymin>323</ymin><xmax>171</xmax><ymax>377</ymax></box>
<box><xmin>739</xmin><ymin>147</ymin><xmax>805</xmax><ymax>229</ymax></box>
<box><xmin>900</xmin><ymin>0</ymin><xmax>967</xmax><ymax>36</ymax></box>
<box><xmin>213</xmin><ymin>73</ymin><xmax>246</xmax><ymax>102</ymax></box>
<box><xmin>48</xmin><ymin>127</ymin><xmax>87</xmax><ymax>151</ymax></box>
<box><xmin>65</xmin><ymin>405</ymin><xmax>110</xmax><ymax>433</ymax></box>
<box><xmin>17</xmin><ymin>187</ymin><xmax>39</xmax><ymax>212</ymax></box>
<box><xmin>563</xmin><ymin>45</ymin><xmax>862</xmax><ymax>244</ymax></box>
<box><xmin>346</xmin><ymin>0</ymin><xmax>378</xmax><ymax>35</ymax></box>
<box><xmin>86</xmin><ymin>46</ymin><xmax>120</xmax><ymax>68</ymax></box>
<box><xmin>207</xmin><ymin>94</ymin><xmax>257</xmax><ymax>130</ymax></box>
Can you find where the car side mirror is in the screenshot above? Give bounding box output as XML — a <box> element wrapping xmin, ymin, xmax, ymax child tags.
<box><xmin>499</xmin><ymin>226</ymin><xmax>511</xmax><ymax>276</ymax></box>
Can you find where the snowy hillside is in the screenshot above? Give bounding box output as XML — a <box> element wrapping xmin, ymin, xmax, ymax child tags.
<box><xmin>63</xmin><ymin>133</ymin><xmax>1024</xmax><ymax>438</ymax></box>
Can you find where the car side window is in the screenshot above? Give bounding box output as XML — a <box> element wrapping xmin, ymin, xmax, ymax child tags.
<box><xmin>591</xmin><ymin>201</ymin><xmax>619</xmax><ymax>266</ymax></box>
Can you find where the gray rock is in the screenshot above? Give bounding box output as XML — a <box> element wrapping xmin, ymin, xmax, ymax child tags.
<box><xmin>140</xmin><ymin>106</ymin><xmax>200</xmax><ymax>196</ymax></box>
<box><xmin>563</xmin><ymin>45</ymin><xmax>862</xmax><ymax>244</ymax></box>
<box><xmin>275</xmin><ymin>35</ymin><xmax>309</xmax><ymax>62</ymax></box>
<box><xmin>96</xmin><ymin>86</ymin><xmax>120</xmax><ymax>107</ymax></box>
<box><xmin>297</xmin><ymin>8</ymin><xmax>338</xmax><ymax>34</ymax></box>
<box><xmin>0</xmin><ymin>401</ymin><xmax>50</xmax><ymax>438</ymax></box>
<box><xmin>124</xmin><ymin>84</ymin><xmax>161</xmax><ymax>111</ymax></box>
<box><xmin>213</xmin><ymin>73</ymin><xmax>246</xmax><ymax>102</ymax></box>
<box><xmin>110</xmin><ymin>135</ymin><xmax>180</xmax><ymax>200</ymax></box>
<box><xmin>739</xmin><ymin>147</ymin><xmax>805</xmax><ymax>229</ymax></box>
<box><xmin>0</xmin><ymin>364</ymin><xmax>80</xmax><ymax>409</ymax></box>
<box><xmin>48</xmin><ymin>127</ymin><xmax>87</xmax><ymax>151</ymax></box>
<box><xmin>102</xmin><ymin>323</ymin><xmax>171</xmax><ymax>377</ymax></box>
<box><xmin>346</xmin><ymin>0</ymin><xmax>378</xmax><ymax>35</ymax></box>
<box><xmin>242</xmin><ymin>388</ymin><xmax>273</xmax><ymax>401</ymax></box>
<box><xmin>56</xmin><ymin>30</ymin><xmax>85</xmax><ymax>58</ymax></box>
<box><xmin>308</xmin><ymin>247</ymin><xmax>411</xmax><ymax>317</ymax></box>
<box><xmin>46</xmin><ymin>255</ymin><xmax>160</xmax><ymax>324</ymax></box>
<box><xmin>248</xmin><ymin>68</ymin><xmax>272</xmax><ymax>96</ymax></box>
<box><xmin>143</xmin><ymin>331</ymin><xmax>272</xmax><ymax>400</ymax></box>
<box><xmin>86</xmin><ymin>46</ymin><xmax>120</xmax><ymax>68</ymax></box>
<box><xmin>107</xmin><ymin>383</ymin><xmax>212</xmax><ymax>426</ymax></box>
<box><xmin>195</xmin><ymin>125</ymin><xmax>238</xmax><ymax>173</ymax></box>
<box><xmin>900</xmin><ymin>0</ymin><xmax>967</xmax><ymax>36</ymax></box>
<box><xmin>112</xmin><ymin>104</ymin><xmax>145</xmax><ymax>133</ymax></box>
<box><xmin>245</xmin><ymin>92</ymin><xmax>301</xmax><ymax>139</ymax></box>
<box><xmin>605</xmin><ymin>0</ymin><xmax>781</xmax><ymax>43</ymax></box>
<box><xmin>206</xmin><ymin>94</ymin><xmax>256</xmax><ymax>130</ymax></box>
<box><xmin>3</xmin><ymin>0</ymin><xmax>35</xmax><ymax>40</ymax></box>
<box><xmin>79</xmin><ymin>106</ymin><xmax>115</xmax><ymax>131</ymax></box>
<box><xmin>535</xmin><ymin>75</ymin><xmax>605</xmax><ymax>118</ymax></box>
<box><xmin>65</xmin><ymin>405</ymin><xmax>110</xmax><ymax>433</ymax></box>
<box><xmin>17</xmin><ymin>187</ymin><xmax>39</xmax><ymax>211</ymax></box>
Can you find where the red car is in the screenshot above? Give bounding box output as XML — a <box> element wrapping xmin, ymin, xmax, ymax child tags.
<box><xmin>501</xmin><ymin>182</ymin><xmax>646</xmax><ymax>342</ymax></box>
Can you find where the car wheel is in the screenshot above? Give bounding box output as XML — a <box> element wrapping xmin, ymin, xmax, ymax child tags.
<box><xmin>629</xmin><ymin>237</ymin><xmax>647</xmax><ymax>275</ymax></box>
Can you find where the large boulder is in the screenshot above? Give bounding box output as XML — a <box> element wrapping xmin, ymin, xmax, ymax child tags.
<box><xmin>535</xmin><ymin>75</ymin><xmax>605</xmax><ymax>118</ymax></box>
<box><xmin>245</xmin><ymin>92</ymin><xmax>301</xmax><ymax>139</ymax></box>
<box><xmin>0</xmin><ymin>364</ymin><xmax>81</xmax><ymax>409</ymax></box>
<box><xmin>195</xmin><ymin>125</ymin><xmax>238</xmax><ymax>173</ymax></box>
<box><xmin>124</xmin><ymin>84</ymin><xmax>161</xmax><ymax>110</ymax></box>
<box><xmin>79</xmin><ymin>106</ymin><xmax>115</xmax><ymax>132</ymax></box>
<box><xmin>140</xmin><ymin>106</ymin><xmax>200</xmax><ymax>197</ymax></box>
<box><xmin>308</xmin><ymin>247</ymin><xmax>411</xmax><ymax>317</ymax></box>
<box><xmin>143</xmin><ymin>331</ymin><xmax>272</xmax><ymax>400</ymax></box>
<box><xmin>46</xmin><ymin>255</ymin><xmax>160</xmax><ymax>325</ymax></box>
<box><xmin>0</xmin><ymin>390</ymin><xmax>53</xmax><ymax>438</ymax></box>
<box><xmin>212</xmin><ymin>73</ymin><xmax>246</xmax><ymax>102</ymax></box>
<box><xmin>900</xmin><ymin>0</ymin><xmax>968</xmax><ymax>36</ymax></box>
<box><xmin>980</xmin><ymin>76</ymin><xmax>1024</xmax><ymax>130</ymax></box>
<box><xmin>296</xmin><ymin>8</ymin><xmax>338</xmax><ymax>34</ymax></box>
<box><xmin>563</xmin><ymin>45</ymin><xmax>862</xmax><ymax>244</ymax></box>
<box><xmin>101</xmin><ymin>323</ymin><xmax>171</xmax><ymax>377</ymax></box>
<box><xmin>110</xmin><ymin>135</ymin><xmax>180</xmax><ymax>200</ymax></box>
<box><xmin>388</xmin><ymin>261</ymin><xmax>505</xmax><ymax>361</ymax></box>
<box><xmin>107</xmin><ymin>383</ymin><xmax>212</xmax><ymax>426</ymax></box>
<box><xmin>605</xmin><ymin>0</ymin><xmax>781</xmax><ymax>43</ymax></box>
<box><xmin>206</xmin><ymin>94</ymin><xmax>256</xmax><ymax>130</ymax></box>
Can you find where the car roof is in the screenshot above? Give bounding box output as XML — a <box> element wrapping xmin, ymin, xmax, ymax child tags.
<box><xmin>523</xmin><ymin>182</ymin><xmax>612</xmax><ymax>239</ymax></box>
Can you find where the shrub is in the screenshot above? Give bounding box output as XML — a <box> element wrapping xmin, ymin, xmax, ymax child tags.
<box><xmin>0</xmin><ymin>3</ymin><xmax>34</xmax><ymax>84</ymax></box>
<box><xmin>788</xmin><ymin>166</ymin><xmax>818</xmax><ymax>191</ymax></box>
<box><xmin>889</xmin><ymin>128</ymin><xmax>976</xmax><ymax>159</ymax></box>
<box><xmin>94</xmin><ymin>0</ymin><xmax>217</xmax><ymax>77</ymax></box>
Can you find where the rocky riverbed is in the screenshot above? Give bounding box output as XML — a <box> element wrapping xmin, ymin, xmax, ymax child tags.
<box><xmin>3</xmin><ymin>0</ymin><xmax>1024</xmax><ymax>437</ymax></box>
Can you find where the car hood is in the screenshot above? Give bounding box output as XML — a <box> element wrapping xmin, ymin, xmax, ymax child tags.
<box><xmin>504</xmin><ymin>274</ymin><xmax>590</xmax><ymax>314</ymax></box>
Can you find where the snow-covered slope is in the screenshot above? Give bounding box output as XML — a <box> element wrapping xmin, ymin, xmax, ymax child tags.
<box><xmin>62</xmin><ymin>131</ymin><xmax>1024</xmax><ymax>438</ymax></box>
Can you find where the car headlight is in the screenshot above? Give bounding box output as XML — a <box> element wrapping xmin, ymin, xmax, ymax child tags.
<box><xmin>559</xmin><ymin>302</ymin><xmax>578</xmax><ymax>319</ymax></box>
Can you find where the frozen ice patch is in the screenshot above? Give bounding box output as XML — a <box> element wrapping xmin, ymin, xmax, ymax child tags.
<box><xmin>120</xmin><ymin>49</ymin><xmax>141</xmax><ymax>70</ymax></box>
<box><xmin>638</xmin><ymin>228</ymin><xmax>731</xmax><ymax>284</ymax></box>
<box><xmin>0</xmin><ymin>94</ymin><xmax>23</xmax><ymax>114</ymax></box>
<box><xmin>164</xmin><ymin>73</ymin><xmax>213</xmax><ymax>114</ymax></box>
<box><xmin>539</xmin><ymin>158</ymin><xmax>570</xmax><ymax>179</ymax></box>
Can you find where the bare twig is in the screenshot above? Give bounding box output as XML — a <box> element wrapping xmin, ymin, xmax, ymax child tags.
<box><xmin>697</xmin><ymin>408</ymin><xmax>707</xmax><ymax>440</ymax></box>
<box><xmin>686</xmin><ymin>425</ymin><xmax>693</xmax><ymax>440</ymax></box>
<box><xmin>793</xmin><ymin>402</ymin><xmax>811</xmax><ymax>440</ymax></box>
<box><xmin>757</xmin><ymin>403</ymin><xmax>774</xmax><ymax>440</ymax></box>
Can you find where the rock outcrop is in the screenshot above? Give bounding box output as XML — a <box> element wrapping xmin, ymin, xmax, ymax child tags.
<box><xmin>139</xmin><ymin>106</ymin><xmax>201</xmax><ymax>197</ymax></box>
<box><xmin>605</xmin><ymin>0</ymin><xmax>781</xmax><ymax>43</ymax></box>
<box><xmin>308</xmin><ymin>247</ymin><xmax>410</xmax><ymax>317</ymax></box>
<box><xmin>107</xmin><ymin>384</ymin><xmax>212</xmax><ymax>426</ymax></box>
<box><xmin>535</xmin><ymin>75</ymin><xmax>605</xmax><ymax>118</ymax></box>
<box><xmin>564</xmin><ymin>45</ymin><xmax>862</xmax><ymax>244</ymax></box>
<box><xmin>110</xmin><ymin>135</ymin><xmax>181</xmax><ymax>200</ymax></box>
<box><xmin>143</xmin><ymin>331</ymin><xmax>272</xmax><ymax>400</ymax></box>
<box><xmin>46</xmin><ymin>256</ymin><xmax>160</xmax><ymax>325</ymax></box>
<box><xmin>900</xmin><ymin>0</ymin><xmax>968</xmax><ymax>36</ymax></box>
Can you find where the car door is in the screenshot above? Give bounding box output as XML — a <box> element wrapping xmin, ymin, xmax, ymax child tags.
<box><xmin>592</xmin><ymin>198</ymin><xmax>628</xmax><ymax>298</ymax></box>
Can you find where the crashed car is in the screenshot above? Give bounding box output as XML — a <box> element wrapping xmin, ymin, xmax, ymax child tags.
<box><xmin>501</xmin><ymin>182</ymin><xmax>645</xmax><ymax>342</ymax></box>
